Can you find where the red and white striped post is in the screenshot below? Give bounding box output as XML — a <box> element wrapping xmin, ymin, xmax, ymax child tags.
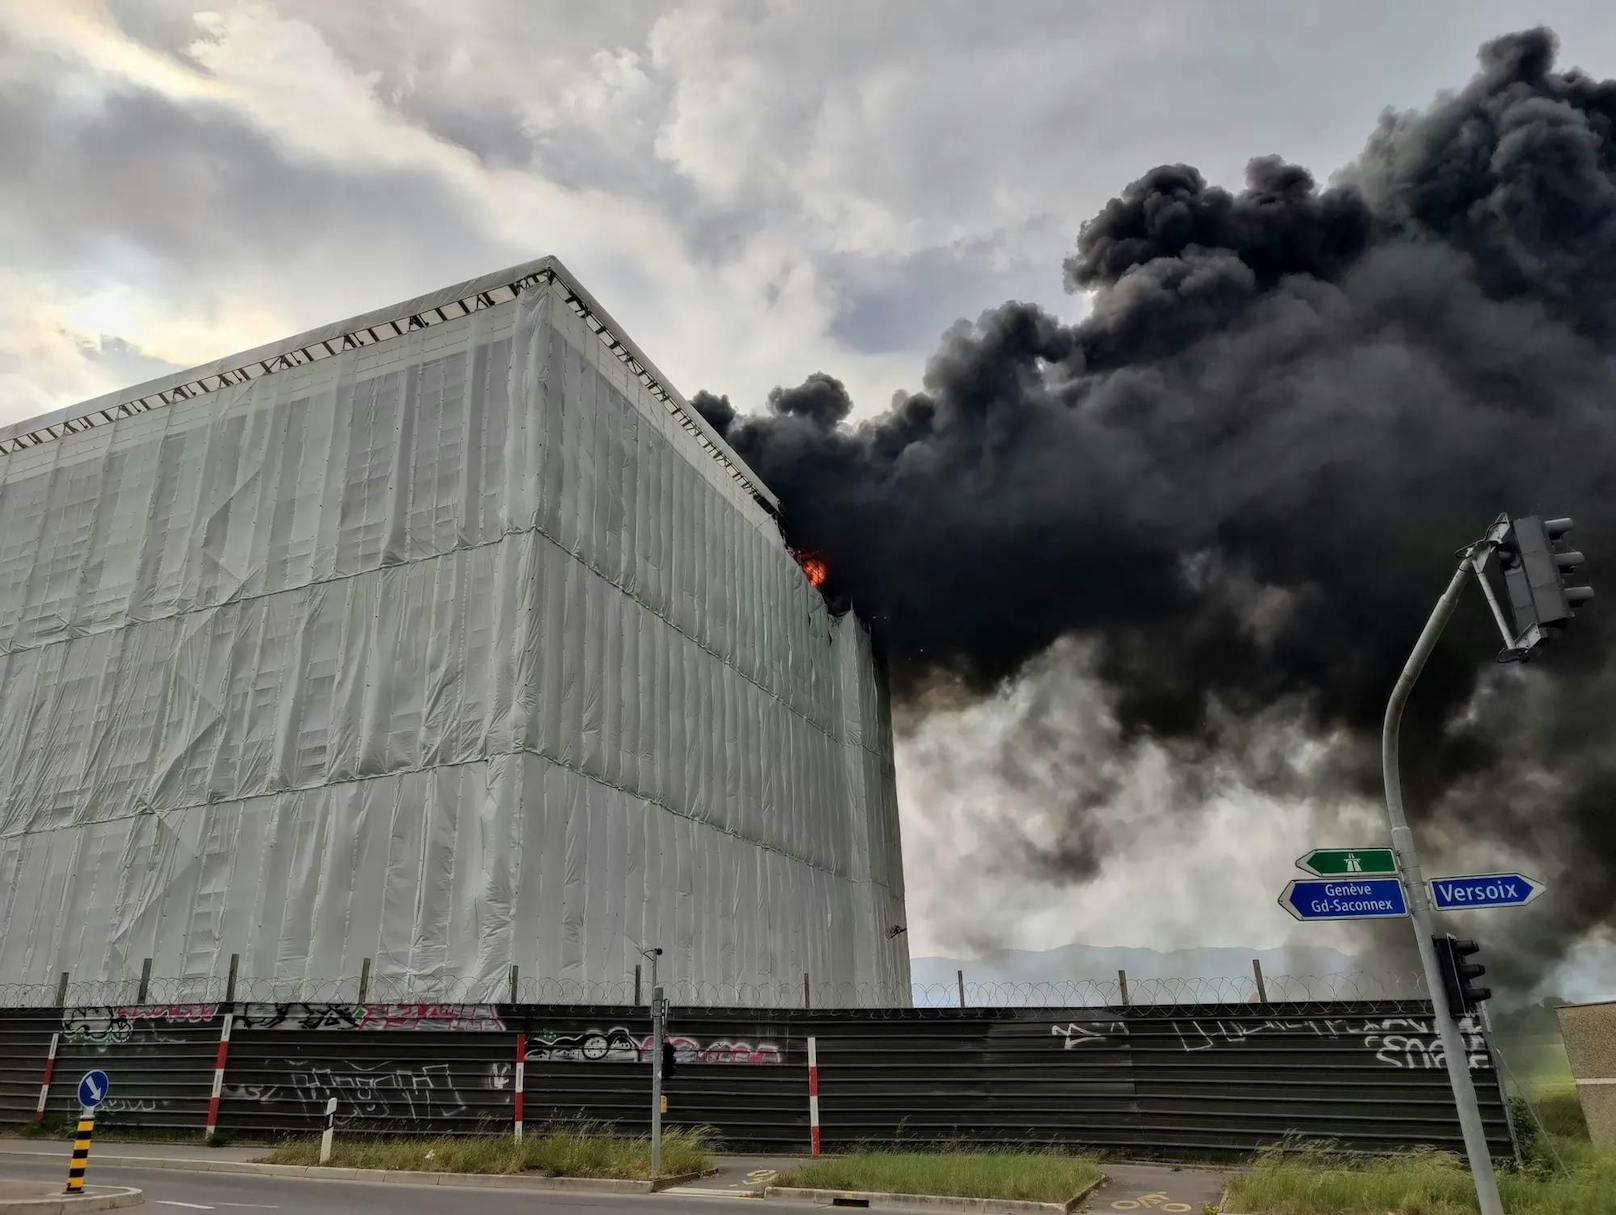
<box><xmin>34</xmin><ymin>1032</ymin><xmax>59</xmax><ymax>1122</ymax></box>
<box><xmin>513</xmin><ymin>1032</ymin><xmax>526</xmax><ymax>1141</ymax></box>
<box><xmin>204</xmin><ymin>1012</ymin><xmax>234</xmax><ymax>1140</ymax></box>
<box><xmin>807</xmin><ymin>1035</ymin><xmax>821</xmax><ymax>1156</ymax></box>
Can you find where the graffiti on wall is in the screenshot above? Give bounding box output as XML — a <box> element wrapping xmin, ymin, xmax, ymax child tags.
<box><xmin>526</xmin><ymin>1025</ymin><xmax>782</xmax><ymax>1065</ymax></box>
<box><xmin>238</xmin><ymin>1003</ymin><xmax>506</xmax><ymax>1032</ymax></box>
<box><xmin>285</xmin><ymin>1062</ymin><xmax>471</xmax><ymax>1125</ymax></box>
<box><xmin>1049</xmin><ymin>1015</ymin><xmax>1489</xmax><ymax>1070</ymax></box>
<box><xmin>63</xmin><ymin>1004</ymin><xmax>219</xmax><ymax>1046</ymax></box>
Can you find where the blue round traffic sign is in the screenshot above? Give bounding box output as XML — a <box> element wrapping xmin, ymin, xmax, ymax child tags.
<box><xmin>77</xmin><ymin>1070</ymin><xmax>110</xmax><ymax>1110</ymax></box>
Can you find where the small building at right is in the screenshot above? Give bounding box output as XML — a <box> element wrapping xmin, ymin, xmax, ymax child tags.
<box><xmin>1557</xmin><ymin>999</ymin><xmax>1616</xmax><ymax>1147</ymax></box>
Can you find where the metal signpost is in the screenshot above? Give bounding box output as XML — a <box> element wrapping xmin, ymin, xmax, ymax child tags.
<box><xmin>1428</xmin><ymin>873</ymin><xmax>1544</xmax><ymax>911</ymax></box>
<box><xmin>640</xmin><ymin>944</ymin><xmax>665</xmax><ymax>1180</ymax></box>
<box><xmin>1294</xmin><ymin>848</ymin><xmax>1398</xmax><ymax>877</ymax></box>
<box><xmin>1277</xmin><ymin>515</ymin><xmax>1589</xmax><ymax>1215</ymax></box>
<box><xmin>65</xmin><ymin>1070</ymin><xmax>109</xmax><ymax>1194</ymax></box>
<box><xmin>1278</xmin><ymin>878</ymin><xmax>1407</xmax><ymax>921</ymax></box>
<box><xmin>1370</xmin><ymin>513</ymin><xmax>1588</xmax><ymax>1215</ymax></box>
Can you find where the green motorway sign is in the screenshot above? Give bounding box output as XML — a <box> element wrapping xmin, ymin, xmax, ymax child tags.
<box><xmin>1295</xmin><ymin>848</ymin><xmax>1398</xmax><ymax>877</ymax></box>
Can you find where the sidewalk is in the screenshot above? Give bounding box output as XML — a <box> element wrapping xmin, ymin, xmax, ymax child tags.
<box><xmin>661</xmin><ymin>1152</ymin><xmax>803</xmax><ymax>1197</ymax></box>
<box><xmin>1078</xmin><ymin>1162</ymin><xmax>1226</xmax><ymax>1212</ymax></box>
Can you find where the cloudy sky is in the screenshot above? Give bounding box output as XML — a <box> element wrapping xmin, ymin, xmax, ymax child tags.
<box><xmin>6</xmin><ymin>0</ymin><xmax>1616</xmax><ymax>980</ymax></box>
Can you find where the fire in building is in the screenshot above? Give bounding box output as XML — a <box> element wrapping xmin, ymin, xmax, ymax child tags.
<box><xmin>0</xmin><ymin>258</ymin><xmax>909</xmax><ymax>1001</ymax></box>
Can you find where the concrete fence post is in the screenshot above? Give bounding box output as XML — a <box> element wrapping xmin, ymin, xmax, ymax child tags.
<box><xmin>508</xmin><ymin>965</ymin><xmax>519</xmax><ymax>1004</ymax></box>
<box><xmin>1252</xmin><ymin>958</ymin><xmax>1268</xmax><ymax>1003</ymax></box>
<box><xmin>957</xmin><ymin>969</ymin><xmax>965</xmax><ymax>1009</ymax></box>
<box><xmin>1118</xmin><ymin>969</ymin><xmax>1130</xmax><ymax>1007</ymax></box>
<box><xmin>224</xmin><ymin>954</ymin><xmax>240</xmax><ymax>1006</ymax></box>
<box><xmin>54</xmin><ymin>972</ymin><xmax>69</xmax><ymax>1009</ymax></box>
<box><xmin>803</xmin><ymin>972</ymin><xmax>811</xmax><ymax>1010</ymax></box>
<box><xmin>356</xmin><ymin>958</ymin><xmax>371</xmax><ymax>1005</ymax></box>
<box><xmin>136</xmin><ymin>958</ymin><xmax>152</xmax><ymax>1004</ymax></box>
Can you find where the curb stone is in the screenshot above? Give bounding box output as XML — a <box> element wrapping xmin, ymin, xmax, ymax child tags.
<box><xmin>763</xmin><ymin>1175</ymin><xmax>1104</xmax><ymax>1214</ymax></box>
<box><xmin>0</xmin><ymin>1149</ymin><xmax>682</xmax><ymax>1195</ymax></box>
<box><xmin>0</xmin><ymin>1186</ymin><xmax>143</xmax><ymax>1214</ymax></box>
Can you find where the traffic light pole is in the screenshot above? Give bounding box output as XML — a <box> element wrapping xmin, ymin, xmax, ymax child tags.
<box><xmin>1383</xmin><ymin>552</ymin><xmax>1503</xmax><ymax>1215</ymax></box>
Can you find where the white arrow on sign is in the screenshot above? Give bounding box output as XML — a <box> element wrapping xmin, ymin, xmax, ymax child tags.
<box><xmin>85</xmin><ymin>1076</ymin><xmax>103</xmax><ymax>1101</ymax></box>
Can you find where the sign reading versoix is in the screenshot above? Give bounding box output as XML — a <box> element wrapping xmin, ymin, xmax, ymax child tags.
<box><xmin>1428</xmin><ymin>872</ymin><xmax>1544</xmax><ymax>911</ymax></box>
<box><xmin>1278</xmin><ymin>878</ymin><xmax>1409</xmax><ymax>921</ymax></box>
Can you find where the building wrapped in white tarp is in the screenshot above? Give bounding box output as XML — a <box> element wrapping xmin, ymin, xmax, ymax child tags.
<box><xmin>0</xmin><ymin>259</ymin><xmax>909</xmax><ymax>1003</ymax></box>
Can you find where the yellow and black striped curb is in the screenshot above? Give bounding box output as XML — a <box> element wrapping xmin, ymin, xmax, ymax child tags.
<box><xmin>62</xmin><ymin>1119</ymin><xmax>94</xmax><ymax>1196</ymax></box>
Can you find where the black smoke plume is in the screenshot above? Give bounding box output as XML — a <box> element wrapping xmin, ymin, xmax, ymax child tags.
<box><xmin>693</xmin><ymin>28</ymin><xmax>1616</xmax><ymax>992</ymax></box>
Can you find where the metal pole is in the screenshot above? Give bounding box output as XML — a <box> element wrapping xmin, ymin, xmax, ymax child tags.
<box><xmin>650</xmin><ymin>982</ymin><xmax>664</xmax><ymax>1179</ymax></box>
<box><xmin>803</xmin><ymin>971</ymin><xmax>811</xmax><ymax>1009</ymax></box>
<box><xmin>1384</xmin><ymin>557</ymin><xmax>1503</xmax><ymax>1215</ymax></box>
<box><xmin>1117</xmin><ymin>969</ymin><xmax>1129</xmax><ymax>1007</ymax></box>
<box><xmin>956</xmin><ymin>969</ymin><xmax>965</xmax><ymax>1009</ymax></box>
<box><xmin>136</xmin><ymin>958</ymin><xmax>152</xmax><ymax>1004</ymax></box>
<box><xmin>55</xmin><ymin>972</ymin><xmax>69</xmax><ymax>1008</ymax></box>
<box><xmin>224</xmin><ymin>954</ymin><xmax>239</xmax><ymax>1006</ymax></box>
<box><xmin>508</xmin><ymin>964</ymin><xmax>519</xmax><ymax>1004</ymax></box>
<box><xmin>1251</xmin><ymin>959</ymin><xmax>1268</xmax><ymax>1004</ymax></box>
<box><xmin>356</xmin><ymin>958</ymin><xmax>371</xmax><ymax>1005</ymax></box>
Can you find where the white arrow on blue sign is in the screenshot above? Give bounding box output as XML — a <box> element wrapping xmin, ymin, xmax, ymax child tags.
<box><xmin>1428</xmin><ymin>872</ymin><xmax>1544</xmax><ymax>911</ymax></box>
<box><xmin>77</xmin><ymin>1069</ymin><xmax>110</xmax><ymax>1110</ymax></box>
<box><xmin>1278</xmin><ymin>877</ymin><xmax>1409</xmax><ymax>921</ymax></box>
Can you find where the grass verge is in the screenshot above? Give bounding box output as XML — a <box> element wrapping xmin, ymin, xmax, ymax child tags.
<box><xmin>776</xmin><ymin>1148</ymin><xmax>1101</xmax><ymax>1204</ymax></box>
<box><xmin>1225</xmin><ymin>1140</ymin><xmax>1616</xmax><ymax>1215</ymax></box>
<box><xmin>260</xmin><ymin>1124</ymin><xmax>712</xmax><ymax>1179</ymax></box>
<box><xmin>5</xmin><ymin>1119</ymin><xmax>238</xmax><ymax>1147</ymax></box>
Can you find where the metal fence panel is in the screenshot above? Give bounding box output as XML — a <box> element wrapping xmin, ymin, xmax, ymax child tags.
<box><xmin>0</xmin><ymin>999</ymin><xmax>1512</xmax><ymax>1159</ymax></box>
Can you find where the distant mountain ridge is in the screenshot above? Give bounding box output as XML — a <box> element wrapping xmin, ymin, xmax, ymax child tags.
<box><xmin>911</xmin><ymin>943</ymin><xmax>1370</xmax><ymax>990</ymax></box>
<box><xmin>912</xmin><ymin>942</ymin><xmax>1616</xmax><ymax>1007</ymax></box>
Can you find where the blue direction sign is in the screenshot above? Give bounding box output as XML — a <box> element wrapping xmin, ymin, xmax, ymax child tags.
<box><xmin>1429</xmin><ymin>872</ymin><xmax>1544</xmax><ymax>911</ymax></box>
<box><xmin>1278</xmin><ymin>878</ymin><xmax>1409</xmax><ymax>921</ymax></box>
<box><xmin>77</xmin><ymin>1070</ymin><xmax>109</xmax><ymax>1110</ymax></box>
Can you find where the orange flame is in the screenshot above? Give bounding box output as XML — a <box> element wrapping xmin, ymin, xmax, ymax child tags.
<box><xmin>797</xmin><ymin>552</ymin><xmax>829</xmax><ymax>589</ymax></box>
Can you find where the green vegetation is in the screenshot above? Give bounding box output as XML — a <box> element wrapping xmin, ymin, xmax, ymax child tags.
<box><xmin>260</xmin><ymin>1124</ymin><xmax>712</xmax><ymax>1179</ymax></box>
<box><xmin>6</xmin><ymin>1118</ymin><xmax>234</xmax><ymax>1146</ymax></box>
<box><xmin>1224</xmin><ymin>1016</ymin><xmax>1615</xmax><ymax>1213</ymax></box>
<box><xmin>776</xmin><ymin>1148</ymin><xmax>1101</xmax><ymax>1204</ymax></box>
<box><xmin>1226</xmin><ymin>1141</ymin><xmax>1616</xmax><ymax>1215</ymax></box>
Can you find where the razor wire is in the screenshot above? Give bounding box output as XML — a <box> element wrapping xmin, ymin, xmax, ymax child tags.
<box><xmin>0</xmin><ymin>968</ymin><xmax>1430</xmax><ymax>1011</ymax></box>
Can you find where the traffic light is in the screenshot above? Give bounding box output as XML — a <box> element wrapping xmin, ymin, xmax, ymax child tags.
<box><xmin>661</xmin><ymin>1040</ymin><xmax>677</xmax><ymax>1080</ymax></box>
<box><xmin>1433</xmin><ymin>934</ymin><xmax>1491</xmax><ymax>1016</ymax></box>
<box><xmin>1498</xmin><ymin>516</ymin><xmax>1593</xmax><ymax>643</ymax></box>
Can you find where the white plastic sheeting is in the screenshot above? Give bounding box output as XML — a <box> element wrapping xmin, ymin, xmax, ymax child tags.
<box><xmin>0</xmin><ymin>267</ymin><xmax>909</xmax><ymax>1000</ymax></box>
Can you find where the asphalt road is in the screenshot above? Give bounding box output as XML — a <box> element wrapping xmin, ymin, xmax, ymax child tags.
<box><xmin>0</xmin><ymin>1158</ymin><xmax>822</xmax><ymax>1214</ymax></box>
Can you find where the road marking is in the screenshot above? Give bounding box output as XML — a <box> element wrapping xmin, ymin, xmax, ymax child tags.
<box><xmin>1110</xmin><ymin>1194</ymin><xmax>1192</xmax><ymax>1212</ymax></box>
<box><xmin>157</xmin><ymin>1203</ymin><xmax>214</xmax><ymax>1210</ymax></box>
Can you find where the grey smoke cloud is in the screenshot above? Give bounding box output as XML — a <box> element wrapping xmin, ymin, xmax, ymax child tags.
<box><xmin>695</xmin><ymin>28</ymin><xmax>1616</xmax><ymax>992</ymax></box>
